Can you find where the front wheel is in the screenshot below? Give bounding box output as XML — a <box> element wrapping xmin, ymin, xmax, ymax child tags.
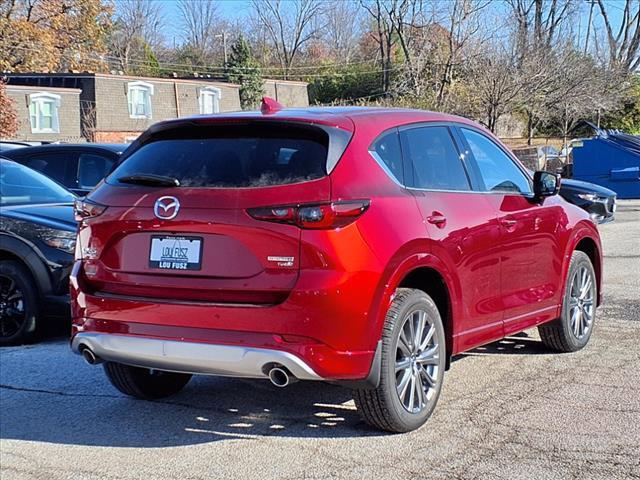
<box><xmin>353</xmin><ymin>288</ymin><xmax>446</xmax><ymax>433</ymax></box>
<box><xmin>104</xmin><ymin>362</ymin><xmax>192</xmax><ymax>399</ymax></box>
<box><xmin>538</xmin><ymin>250</ymin><xmax>597</xmax><ymax>352</ymax></box>
<box><xmin>0</xmin><ymin>260</ymin><xmax>39</xmax><ymax>346</ymax></box>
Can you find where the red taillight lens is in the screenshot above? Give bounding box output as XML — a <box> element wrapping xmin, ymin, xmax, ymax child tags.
<box><xmin>74</xmin><ymin>198</ymin><xmax>107</xmax><ymax>222</ymax></box>
<box><xmin>248</xmin><ymin>200</ymin><xmax>369</xmax><ymax>229</ymax></box>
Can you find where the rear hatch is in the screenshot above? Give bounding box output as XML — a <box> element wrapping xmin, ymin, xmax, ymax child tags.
<box><xmin>81</xmin><ymin>119</ymin><xmax>352</xmax><ymax>304</ymax></box>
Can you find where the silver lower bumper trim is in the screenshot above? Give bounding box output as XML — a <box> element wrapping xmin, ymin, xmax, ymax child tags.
<box><xmin>71</xmin><ymin>333</ymin><xmax>323</xmax><ymax>381</ymax></box>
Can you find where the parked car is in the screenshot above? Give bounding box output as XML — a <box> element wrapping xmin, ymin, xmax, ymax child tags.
<box><xmin>3</xmin><ymin>143</ymin><xmax>126</xmax><ymax>196</ymax></box>
<box><xmin>526</xmin><ymin>168</ymin><xmax>617</xmax><ymax>224</ymax></box>
<box><xmin>70</xmin><ymin>100</ymin><xmax>602</xmax><ymax>433</ymax></box>
<box><xmin>0</xmin><ymin>157</ymin><xmax>77</xmax><ymax>345</ymax></box>
<box><xmin>559</xmin><ymin>177</ymin><xmax>616</xmax><ymax>223</ymax></box>
<box><xmin>0</xmin><ymin>141</ymin><xmax>53</xmax><ymax>153</ymax></box>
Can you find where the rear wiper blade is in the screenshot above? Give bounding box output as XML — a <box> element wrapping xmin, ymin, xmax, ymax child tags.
<box><xmin>117</xmin><ymin>174</ymin><xmax>180</xmax><ymax>187</ymax></box>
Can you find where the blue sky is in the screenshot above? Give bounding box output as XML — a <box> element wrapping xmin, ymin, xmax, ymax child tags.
<box><xmin>115</xmin><ymin>0</ymin><xmax>628</xmax><ymax>51</ymax></box>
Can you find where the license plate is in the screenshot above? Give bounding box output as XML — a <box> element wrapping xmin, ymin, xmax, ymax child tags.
<box><xmin>149</xmin><ymin>236</ymin><xmax>202</xmax><ymax>270</ymax></box>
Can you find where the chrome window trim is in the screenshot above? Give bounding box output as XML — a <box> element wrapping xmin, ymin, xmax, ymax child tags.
<box><xmin>368</xmin><ymin>149</ymin><xmax>404</xmax><ymax>187</ymax></box>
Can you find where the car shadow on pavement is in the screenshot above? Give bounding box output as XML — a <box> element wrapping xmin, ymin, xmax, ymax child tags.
<box><xmin>454</xmin><ymin>331</ymin><xmax>551</xmax><ymax>362</ymax></box>
<box><xmin>0</xmin><ymin>338</ymin><xmax>384</xmax><ymax>448</ymax></box>
<box><xmin>1</xmin><ymin>331</ymin><xmax>552</xmax><ymax>449</ymax></box>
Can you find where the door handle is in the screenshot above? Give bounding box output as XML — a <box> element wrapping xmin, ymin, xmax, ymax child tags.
<box><xmin>500</xmin><ymin>217</ymin><xmax>517</xmax><ymax>229</ymax></box>
<box><xmin>427</xmin><ymin>212</ymin><xmax>447</xmax><ymax>228</ymax></box>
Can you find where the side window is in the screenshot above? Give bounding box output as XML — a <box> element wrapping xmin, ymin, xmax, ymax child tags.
<box><xmin>127</xmin><ymin>81</ymin><xmax>154</xmax><ymax>119</ymax></box>
<box><xmin>370</xmin><ymin>129</ymin><xmax>403</xmax><ymax>184</ymax></box>
<box><xmin>22</xmin><ymin>153</ymin><xmax>70</xmax><ymax>186</ymax></box>
<box><xmin>28</xmin><ymin>92</ymin><xmax>61</xmax><ymax>133</ymax></box>
<box><xmin>460</xmin><ymin>128</ymin><xmax>531</xmax><ymax>194</ymax></box>
<box><xmin>400</xmin><ymin>126</ymin><xmax>470</xmax><ymax>191</ymax></box>
<box><xmin>78</xmin><ymin>154</ymin><xmax>114</xmax><ymax>189</ymax></box>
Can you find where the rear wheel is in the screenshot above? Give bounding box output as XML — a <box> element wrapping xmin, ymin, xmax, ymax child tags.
<box><xmin>104</xmin><ymin>362</ymin><xmax>192</xmax><ymax>399</ymax></box>
<box><xmin>539</xmin><ymin>250</ymin><xmax>597</xmax><ymax>352</ymax></box>
<box><xmin>0</xmin><ymin>260</ymin><xmax>39</xmax><ymax>346</ymax></box>
<box><xmin>353</xmin><ymin>288</ymin><xmax>446</xmax><ymax>433</ymax></box>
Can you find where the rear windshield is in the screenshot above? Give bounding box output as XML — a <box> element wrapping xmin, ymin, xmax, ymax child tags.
<box><xmin>108</xmin><ymin>124</ymin><xmax>329</xmax><ymax>188</ymax></box>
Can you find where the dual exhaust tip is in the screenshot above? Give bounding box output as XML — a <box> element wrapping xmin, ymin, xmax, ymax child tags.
<box><xmin>267</xmin><ymin>366</ymin><xmax>297</xmax><ymax>388</ymax></box>
<box><xmin>80</xmin><ymin>345</ymin><xmax>298</xmax><ymax>388</ymax></box>
<box><xmin>80</xmin><ymin>346</ymin><xmax>103</xmax><ymax>365</ymax></box>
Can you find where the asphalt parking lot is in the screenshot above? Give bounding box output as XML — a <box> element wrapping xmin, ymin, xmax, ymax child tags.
<box><xmin>1</xmin><ymin>201</ymin><xmax>639</xmax><ymax>480</ymax></box>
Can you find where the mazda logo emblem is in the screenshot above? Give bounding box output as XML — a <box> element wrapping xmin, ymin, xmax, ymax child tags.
<box><xmin>154</xmin><ymin>196</ymin><xmax>180</xmax><ymax>220</ymax></box>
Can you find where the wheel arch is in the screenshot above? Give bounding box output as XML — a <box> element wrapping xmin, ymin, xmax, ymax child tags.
<box><xmin>398</xmin><ymin>266</ymin><xmax>454</xmax><ymax>368</ymax></box>
<box><xmin>573</xmin><ymin>235</ymin><xmax>602</xmax><ymax>306</ymax></box>
<box><xmin>370</xmin><ymin>252</ymin><xmax>459</xmax><ymax>370</ymax></box>
<box><xmin>0</xmin><ymin>234</ymin><xmax>52</xmax><ymax>296</ymax></box>
<box><xmin>560</xmin><ymin>223</ymin><xmax>603</xmax><ymax>305</ymax></box>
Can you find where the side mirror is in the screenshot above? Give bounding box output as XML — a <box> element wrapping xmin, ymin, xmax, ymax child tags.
<box><xmin>533</xmin><ymin>171</ymin><xmax>560</xmax><ymax>199</ymax></box>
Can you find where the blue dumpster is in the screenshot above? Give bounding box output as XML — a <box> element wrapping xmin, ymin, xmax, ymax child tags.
<box><xmin>572</xmin><ymin>133</ymin><xmax>640</xmax><ymax>199</ymax></box>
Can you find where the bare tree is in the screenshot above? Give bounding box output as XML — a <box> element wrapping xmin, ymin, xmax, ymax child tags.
<box><xmin>250</xmin><ymin>0</ymin><xmax>323</xmax><ymax>78</ymax></box>
<box><xmin>359</xmin><ymin>0</ymin><xmax>396</xmax><ymax>93</ymax></box>
<box><xmin>177</xmin><ymin>0</ymin><xmax>222</xmax><ymax>65</ymax></box>
<box><xmin>507</xmin><ymin>0</ymin><xmax>575</xmax><ymax>60</ymax></box>
<box><xmin>109</xmin><ymin>0</ymin><xmax>165</xmax><ymax>73</ymax></box>
<box><xmin>596</xmin><ymin>0</ymin><xmax>640</xmax><ymax>72</ymax></box>
<box><xmin>467</xmin><ymin>47</ymin><xmax>523</xmax><ymax>133</ymax></box>
<box><xmin>322</xmin><ymin>0</ymin><xmax>364</xmax><ymax>62</ymax></box>
<box><xmin>433</xmin><ymin>0</ymin><xmax>492</xmax><ymax>108</ymax></box>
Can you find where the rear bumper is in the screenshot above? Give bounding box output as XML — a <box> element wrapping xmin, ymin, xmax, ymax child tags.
<box><xmin>70</xmin><ymin>259</ymin><xmax>383</xmax><ymax>380</ymax></box>
<box><xmin>71</xmin><ymin>332</ymin><xmax>323</xmax><ymax>380</ymax></box>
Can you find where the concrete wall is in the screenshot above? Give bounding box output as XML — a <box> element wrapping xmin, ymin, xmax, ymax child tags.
<box><xmin>4</xmin><ymin>86</ymin><xmax>82</xmax><ymax>142</ymax></box>
<box><xmin>263</xmin><ymin>80</ymin><xmax>309</xmax><ymax>107</ymax></box>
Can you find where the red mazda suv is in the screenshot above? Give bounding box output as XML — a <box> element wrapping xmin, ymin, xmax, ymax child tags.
<box><xmin>70</xmin><ymin>100</ymin><xmax>602</xmax><ymax>432</ymax></box>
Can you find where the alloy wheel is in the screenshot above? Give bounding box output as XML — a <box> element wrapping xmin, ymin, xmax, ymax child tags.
<box><xmin>568</xmin><ymin>265</ymin><xmax>595</xmax><ymax>339</ymax></box>
<box><xmin>395</xmin><ymin>309</ymin><xmax>441</xmax><ymax>414</ymax></box>
<box><xmin>0</xmin><ymin>274</ymin><xmax>26</xmax><ymax>338</ymax></box>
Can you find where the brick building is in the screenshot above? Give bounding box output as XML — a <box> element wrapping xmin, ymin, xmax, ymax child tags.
<box><xmin>3</xmin><ymin>73</ymin><xmax>309</xmax><ymax>143</ymax></box>
<box><xmin>4</xmin><ymin>85</ymin><xmax>83</xmax><ymax>142</ymax></box>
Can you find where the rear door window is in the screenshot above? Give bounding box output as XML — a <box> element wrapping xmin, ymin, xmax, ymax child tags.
<box><xmin>108</xmin><ymin>124</ymin><xmax>329</xmax><ymax>188</ymax></box>
<box><xmin>78</xmin><ymin>153</ymin><xmax>114</xmax><ymax>189</ymax></box>
<box><xmin>400</xmin><ymin>126</ymin><xmax>471</xmax><ymax>191</ymax></box>
<box><xmin>19</xmin><ymin>153</ymin><xmax>74</xmax><ymax>187</ymax></box>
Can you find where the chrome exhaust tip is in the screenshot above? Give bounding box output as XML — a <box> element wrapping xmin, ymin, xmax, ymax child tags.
<box><xmin>268</xmin><ymin>366</ymin><xmax>296</xmax><ymax>387</ymax></box>
<box><xmin>81</xmin><ymin>347</ymin><xmax>102</xmax><ymax>365</ymax></box>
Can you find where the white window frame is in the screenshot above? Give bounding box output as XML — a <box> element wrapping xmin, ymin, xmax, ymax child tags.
<box><xmin>28</xmin><ymin>92</ymin><xmax>61</xmax><ymax>134</ymax></box>
<box><xmin>127</xmin><ymin>81</ymin><xmax>154</xmax><ymax>119</ymax></box>
<box><xmin>199</xmin><ymin>87</ymin><xmax>222</xmax><ymax>114</ymax></box>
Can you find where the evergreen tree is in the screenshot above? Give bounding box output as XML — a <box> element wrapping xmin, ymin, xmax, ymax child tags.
<box><xmin>226</xmin><ymin>35</ymin><xmax>264</xmax><ymax>110</ymax></box>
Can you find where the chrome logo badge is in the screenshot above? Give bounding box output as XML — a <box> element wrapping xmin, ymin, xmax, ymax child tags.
<box><xmin>153</xmin><ymin>196</ymin><xmax>180</xmax><ymax>220</ymax></box>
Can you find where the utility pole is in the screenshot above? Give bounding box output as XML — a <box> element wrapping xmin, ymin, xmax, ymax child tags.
<box><xmin>216</xmin><ymin>32</ymin><xmax>228</xmax><ymax>68</ymax></box>
<box><xmin>584</xmin><ymin>0</ymin><xmax>595</xmax><ymax>54</ymax></box>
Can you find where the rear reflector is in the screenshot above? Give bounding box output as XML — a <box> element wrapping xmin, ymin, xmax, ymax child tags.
<box><xmin>248</xmin><ymin>200</ymin><xmax>369</xmax><ymax>229</ymax></box>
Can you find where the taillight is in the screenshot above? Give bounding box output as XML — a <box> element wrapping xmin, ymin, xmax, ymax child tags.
<box><xmin>248</xmin><ymin>200</ymin><xmax>370</xmax><ymax>229</ymax></box>
<box><xmin>74</xmin><ymin>198</ymin><xmax>107</xmax><ymax>221</ymax></box>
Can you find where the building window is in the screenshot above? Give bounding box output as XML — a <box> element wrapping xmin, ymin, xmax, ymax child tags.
<box><xmin>127</xmin><ymin>81</ymin><xmax>154</xmax><ymax>119</ymax></box>
<box><xmin>199</xmin><ymin>87</ymin><xmax>221</xmax><ymax>114</ymax></box>
<box><xmin>28</xmin><ymin>93</ymin><xmax>61</xmax><ymax>133</ymax></box>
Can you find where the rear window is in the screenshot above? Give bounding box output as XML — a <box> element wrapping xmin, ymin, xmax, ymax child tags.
<box><xmin>108</xmin><ymin>124</ymin><xmax>329</xmax><ymax>188</ymax></box>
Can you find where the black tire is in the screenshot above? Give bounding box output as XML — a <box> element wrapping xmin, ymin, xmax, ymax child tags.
<box><xmin>0</xmin><ymin>260</ymin><xmax>39</xmax><ymax>346</ymax></box>
<box><xmin>104</xmin><ymin>362</ymin><xmax>192</xmax><ymax>399</ymax></box>
<box><xmin>538</xmin><ymin>251</ymin><xmax>597</xmax><ymax>352</ymax></box>
<box><xmin>353</xmin><ymin>288</ymin><xmax>446</xmax><ymax>433</ymax></box>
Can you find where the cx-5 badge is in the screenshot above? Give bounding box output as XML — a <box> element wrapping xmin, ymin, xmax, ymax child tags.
<box><xmin>154</xmin><ymin>196</ymin><xmax>180</xmax><ymax>220</ymax></box>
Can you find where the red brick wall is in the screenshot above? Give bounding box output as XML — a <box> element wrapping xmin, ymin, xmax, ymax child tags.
<box><xmin>94</xmin><ymin>131</ymin><xmax>141</xmax><ymax>143</ymax></box>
